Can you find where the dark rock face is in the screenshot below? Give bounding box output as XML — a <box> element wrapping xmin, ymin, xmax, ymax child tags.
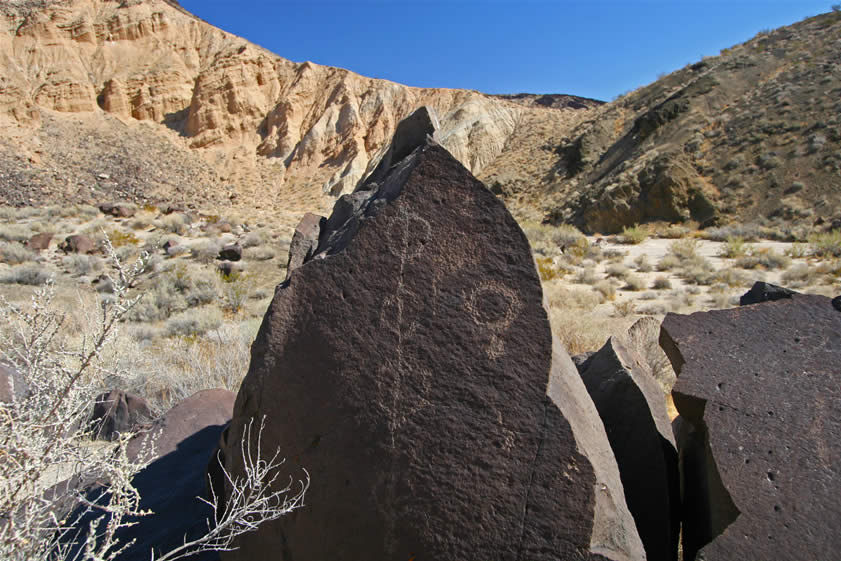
<box><xmin>90</xmin><ymin>389</ymin><xmax>153</xmax><ymax>441</ymax></box>
<box><xmin>284</xmin><ymin>212</ymin><xmax>323</xmax><ymax>278</ymax></box>
<box><xmin>222</xmin><ymin>125</ymin><xmax>643</xmax><ymax>560</ymax></box>
<box><xmin>739</xmin><ymin>281</ymin><xmax>798</xmax><ymax>306</ymax></box>
<box><xmin>26</xmin><ymin>232</ymin><xmax>53</xmax><ymax>250</ymax></box>
<box><xmin>217</xmin><ymin>243</ymin><xmax>242</xmax><ymax>262</ymax></box>
<box><xmin>59</xmin><ymin>234</ymin><xmax>96</xmax><ymax>254</ymax></box>
<box><xmin>661</xmin><ymin>296</ymin><xmax>841</xmax><ymax>560</ymax></box>
<box><xmin>99</xmin><ymin>202</ymin><xmax>136</xmax><ymax>218</ymax></box>
<box><xmin>580</xmin><ymin>337</ymin><xmax>680</xmax><ymax>561</ymax></box>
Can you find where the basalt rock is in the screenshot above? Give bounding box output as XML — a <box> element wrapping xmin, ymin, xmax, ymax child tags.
<box><xmin>90</xmin><ymin>389</ymin><xmax>153</xmax><ymax>441</ymax></box>
<box><xmin>221</xmin><ymin>115</ymin><xmax>644</xmax><ymax>561</ymax></box>
<box><xmin>739</xmin><ymin>281</ymin><xmax>798</xmax><ymax>306</ymax></box>
<box><xmin>26</xmin><ymin>233</ymin><xmax>53</xmax><ymax>251</ymax></box>
<box><xmin>59</xmin><ymin>234</ymin><xmax>96</xmax><ymax>254</ymax></box>
<box><xmin>284</xmin><ymin>212</ymin><xmax>324</xmax><ymax>278</ymax></box>
<box><xmin>661</xmin><ymin>296</ymin><xmax>841</xmax><ymax>560</ymax></box>
<box><xmin>580</xmin><ymin>336</ymin><xmax>680</xmax><ymax>561</ymax></box>
<box><xmin>217</xmin><ymin>243</ymin><xmax>242</xmax><ymax>262</ymax></box>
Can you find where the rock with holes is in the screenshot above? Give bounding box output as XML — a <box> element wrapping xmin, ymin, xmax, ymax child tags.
<box><xmin>580</xmin><ymin>336</ymin><xmax>680</xmax><ymax>561</ymax></box>
<box><xmin>660</xmin><ymin>295</ymin><xmax>841</xmax><ymax>560</ymax></box>
<box><xmin>221</xmin><ymin>108</ymin><xmax>644</xmax><ymax>561</ymax></box>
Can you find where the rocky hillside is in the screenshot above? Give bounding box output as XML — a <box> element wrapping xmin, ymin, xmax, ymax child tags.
<box><xmin>522</xmin><ymin>9</ymin><xmax>841</xmax><ymax>234</ymax></box>
<box><xmin>0</xmin><ymin>0</ymin><xmax>596</xmax><ymax>215</ymax></box>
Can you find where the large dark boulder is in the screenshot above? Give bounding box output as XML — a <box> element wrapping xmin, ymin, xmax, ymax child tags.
<box><xmin>217</xmin><ymin>243</ymin><xmax>242</xmax><ymax>262</ymax></box>
<box><xmin>26</xmin><ymin>233</ymin><xmax>53</xmax><ymax>251</ymax></box>
<box><xmin>221</xmin><ymin>110</ymin><xmax>644</xmax><ymax>561</ymax></box>
<box><xmin>59</xmin><ymin>234</ymin><xmax>96</xmax><ymax>254</ymax></box>
<box><xmin>739</xmin><ymin>281</ymin><xmax>798</xmax><ymax>306</ymax></box>
<box><xmin>99</xmin><ymin>202</ymin><xmax>136</xmax><ymax>218</ymax></box>
<box><xmin>90</xmin><ymin>389</ymin><xmax>153</xmax><ymax>441</ymax></box>
<box><xmin>661</xmin><ymin>295</ymin><xmax>841</xmax><ymax>560</ymax></box>
<box><xmin>580</xmin><ymin>336</ymin><xmax>680</xmax><ymax>561</ymax></box>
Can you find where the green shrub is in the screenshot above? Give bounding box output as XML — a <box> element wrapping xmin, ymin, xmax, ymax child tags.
<box><xmin>719</xmin><ymin>236</ymin><xmax>752</xmax><ymax>258</ymax></box>
<box><xmin>809</xmin><ymin>230</ymin><xmax>841</xmax><ymax>258</ymax></box>
<box><xmin>618</xmin><ymin>225</ymin><xmax>648</xmax><ymax>245</ymax></box>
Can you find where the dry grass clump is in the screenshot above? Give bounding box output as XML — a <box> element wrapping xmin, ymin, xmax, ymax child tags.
<box><xmin>613</xmin><ymin>299</ymin><xmax>637</xmax><ymax>317</ymax></box>
<box><xmin>0</xmin><ymin>224</ymin><xmax>33</xmax><ymax>243</ymax></box>
<box><xmin>623</xmin><ymin>274</ymin><xmax>647</xmax><ymax>291</ymax></box>
<box><xmin>718</xmin><ymin>236</ymin><xmax>752</xmax><ymax>258</ymax></box>
<box><xmin>617</xmin><ymin>224</ymin><xmax>648</xmax><ymax>245</ymax></box>
<box><xmin>574</xmin><ymin>266</ymin><xmax>599</xmax><ymax>285</ymax></box>
<box><xmin>669</xmin><ymin>238</ymin><xmax>700</xmax><ymax>261</ymax></box>
<box><xmin>240</xmin><ymin>231</ymin><xmax>265</xmax><ymax>248</ymax></box>
<box><xmin>703</xmin><ymin>223</ymin><xmax>762</xmax><ymax>242</ymax></box>
<box><xmin>735</xmin><ymin>247</ymin><xmax>791</xmax><ymax>270</ymax></box>
<box><xmin>0</xmin><ymin>241</ymin><xmax>37</xmax><ymax>265</ymax></box>
<box><xmin>536</xmin><ymin>256</ymin><xmax>564</xmax><ymax>281</ymax></box>
<box><xmin>543</xmin><ymin>281</ymin><xmax>620</xmax><ymax>355</ymax></box>
<box><xmin>784</xmin><ymin>242</ymin><xmax>809</xmax><ymax>258</ymax></box>
<box><xmin>781</xmin><ymin>263</ymin><xmax>818</xmax><ymax>287</ymax></box>
<box><xmin>164</xmin><ymin>307</ymin><xmax>224</xmax><ymax>338</ymax></box>
<box><xmin>0</xmin><ymin>264</ymin><xmax>52</xmax><ymax>285</ymax></box>
<box><xmin>605</xmin><ymin>263</ymin><xmax>630</xmax><ymax>279</ymax></box>
<box><xmin>809</xmin><ymin>230</ymin><xmax>841</xmax><ymax>258</ymax></box>
<box><xmin>104</xmin><ymin>228</ymin><xmax>140</xmax><ymax>248</ymax></box>
<box><xmin>594</xmin><ymin>279</ymin><xmax>617</xmax><ymax>301</ymax></box>
<box><xmin>652</xmin><ymin>276</ymin><xmax>672</xmax><ymax>290</ymax></box>
<box><xmin>657</xmin><ymin>254</ymin><xmax>681</xmax><ymax>271</ymax></box>
<box><xmin>156</xmin><ymin>212</ymin><xmax>193</xmax><ymax>235</ymax></box>
<box><xmin>243</xmin><ymin>246</ymin><xmax>276</xmax><ymax>261</ymax></box>
<box><xmin>634</xmin><ymin>254</ymin><xmax>653</xmax><ymax>272</ymax></box>
<box><xmin>61</xmin><ymin>254</ymin><xmax>104</xmax><ymax>277</ymax></box>
<box><xmin>191</xmin><ymin>239</ymin><xmax>222</xmax><ymax>263</ymax></box>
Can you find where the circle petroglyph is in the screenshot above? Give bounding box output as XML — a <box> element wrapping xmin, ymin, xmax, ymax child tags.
<box><xmin>466</xmin><ymin>281</ymin><xmax>521</xmax><ymax>359</ymax></box>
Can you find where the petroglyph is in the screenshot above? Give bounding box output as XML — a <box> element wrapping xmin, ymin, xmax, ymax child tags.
<box><xmin>465</xmin><ymin>280</ymin><xmax>521</xmax><ymax>359</ymax></box>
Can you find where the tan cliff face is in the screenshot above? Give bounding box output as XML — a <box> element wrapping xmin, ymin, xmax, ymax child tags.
<box><xmin>0</xmin><ymin>0</ymin><xmax>598</xmax><ymax>214</ymax></box>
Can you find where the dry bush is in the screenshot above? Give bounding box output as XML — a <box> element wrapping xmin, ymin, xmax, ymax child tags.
<box><xmin>62</xmin><ymin>254</ymin><xmax>104</xmax><ymax>277</ymax></box>
<box><xmin>669</xmin><ymin>238</ymin><xmax>700</xmax><ymax>261</ymax></box>
<box><xmin>809</xmin><ymin>230</ymin><xmax>841</xmax><ymax>258</ymax></box>
<box><xmin>544</xmin><ymin>284</ymin><xmax>619</xmax><ymax>355</ymax></box>
<box><xmin>781</xmin><ymin>263</ymin><xmax>817</xmax><ymax>287</ymax></box>
<box><xmin>240</xmin><ymin>232</ymin><xmax>264</xmax><ymax>249</ymax></box>
<box><xmin>191</xmin><ymin>240</ymin><xmax>222</xmax><ymax>264</ymax></box>
<box><xmin>0</xmin><ymin>224</ymin><xmax>33</xmax><ymax>243</ymax></box>
<box><xmin>574</xmin><ymin>266</ymin><xmax>599</xmax><ymax>285</ymax></box>
<box><xmin>703</xmin><ymin>223</ymin><xmax>762</xmax><ymax>242</ymax></box>
<box><xmin>0</xmin><ymin>264</ymin><xmax>52</xmax><ymax>285</ymax></box>
<box><xmin>634</xmin><ymin>254</ymin><xmax>653</xmax><ymax>272</ymax></box>
<box><xmin>613</xmin><ymin>299</ymin><xmax>637</xmax><ymax>317</ymax></box>
<box><xmin>605</xmin><ymin>263</ymin><xmax>630</xmax><ymax>279</ymax></box>
<box><xmin>718</xmin><ymin>236</ymin><xmax>752</xmax><ymax>258</ymax></box>
<box><xmin>623</xmin><ymin>274</ymin><xmax>647</xmax><ymax>291</ymax></box>
<box><xmin>0</xmin><ymin>241</ymin><xmax>37</xmax><ymax>264</ymax></box>
<box><xmin>244</xmin><ymin>246</ymin><xmax>276</xmax><ymax>261</ymax></box>
<box><xmin>594</xmin><ymin>279</ymin><xmax>616</xmax><ymax>301</ymax></box>
<box><xmin>157</xmin><ymin>213</ymin><xmax>193</xmax><ymax>235</ymax></box>
<box><xmin>536</xmin><ymin>256</ymin><xmax>563</xmax><ymax>281</ymax></box>
<box><xmin>165</xmin><ymin>307</ymin><xmax>224</xmax><ymax>338</ymax></box>
<box><xmin>652</xmin><ymin>276</ymin><xmax>672</xmax><ymax>290</ymax></box>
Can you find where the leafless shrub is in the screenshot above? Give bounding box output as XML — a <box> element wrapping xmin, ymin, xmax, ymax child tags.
<box><xmin>0</xmin><ymin>241</ymin><xmax>37</xmax><ymax>264</ymax></box>
<box><xmin>0</xmin><ymin>264</ymin><xmax>52</xmax><ymax>285</ymax></box>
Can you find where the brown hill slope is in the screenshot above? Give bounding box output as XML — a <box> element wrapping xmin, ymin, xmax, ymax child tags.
<box><xmin>508</xmin><ymin>9</ymin><xmax>841</xmax><ymax>234</ymax></box>
<box><xmin>0</xmin><ymin>0</ymin><xmax>598</xmax><ymax>215</ymax></box>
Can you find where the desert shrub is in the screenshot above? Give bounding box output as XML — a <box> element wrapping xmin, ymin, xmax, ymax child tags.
<box><xmin>126</xmin><ymin>274</ymin><xmax>187</xmax><ymax>322</ymax></box>
<box><xmin>781</xmin><ymin>263</ymin><xmax>817</xmax><ymax>287</ymax></box>
<box><xmin>652</xmin><ymin>276</ymin><xmax>672</xmax><ymax>290</ymax></box>
<box><xmin>709</xmin><ymin>267</ymin><xmax>749</xmax><ymax>288</ymax></box>
<box><xmin>669</xmin><ymin>238</ymin><xmax>700</xmax><ymax>260</ymax></box>
<box><xmin>623</xmin><ymin>274</ymin><xmax>647</xmax><ymax>291</ymax></box>
<box><xmin>0</xmin><ymin>264</ymin><xmax>51</xmax><ymax>285</ymax></box>
<box><xmin>165</xmin><ymin>307</ymin><xmax>223</xmax><ymax>338</ymax></box>
<box><xmin>719</xmin><ymin>236</ymin><xmax>752</xmax><ymax>258</ymax></box>
<box><xmin>574</xmin><ymin>266</ymin><xmax>598</xmax><ymax>285</ymax></box>
<box><xmin>784</xmin><ymin>242</ymin><xmax>809</xmax><ymax>258</ymax></box>
<box><xmin>634</xmin><ymin>254</ymin><xmax>652</xmax><ymax>272</ymax></box>
<box><xmin>0</xmin><ymin>224</ymin><xmax>33</xmax><ymax>243</ymax></box>
<box><xmin>244</xmin><ymin>246</ymin><xmax>276</xmax><ymax>261</ymax></box>
<box><xmin>657</xmin><ymin>254</ymin><xmax>681</xmax><ymax>271</ymax></box>
<box><xmin>605</xmin><ymin>263</ymin><xmax>630</xmax><ymax>279</ymax></box>
<box><xmin>62</xmin><ymin>254</ymin><xmax>105</xmax><ymax>276</ymax></box>
<box><xmin>157</xmin><ymin>212</ymin><xmax>192</xmax><ymax>235</ymax></box>
<box><xmin>536</xmin><ymin>256</ymin><xmax>563</xmax><ymax>281</ymax></box>
<box><xmin>816</xmin><ymin>260</ymin><xmax>841</xmax><ymax>283</ymax></box>
<box><xmin>167</xmin><ymin>244</ymin><xmax>191</xmax><ymax>258</ymax></box>
<box><xmin>550</xmin><ymin>224</ymin><xmax>586</xmax><ymax>249</ymax></box>
<box><xmin>809</xmin><ymin>230</ymin><xmax>841</xmax><ymax>258</ymax></box>
<box><xmin>0</xmin><ymin>241</ymin><xmax>37</xmax><ymax>265</ymax></box>
<box><xmin>191</xmin><ymin>239</ymin><xmax>222</xmax><ymax>263</ymax></box>
<box><xmin>613</xmin><ymin>299</ymin><xmax>637</xmax><ymax>317</ymax></box>
<box><xmin>594</xmin><ymin>279</ymin><xmax>616</xmax><ymax>301</ymax></box>
<box><xmin>703</xmin><ymin>224</ymin><xmax>761</xmax><ymax>242</ymax></box>
<box><xmin>618</xmin><ymin>224</ymin><xmax>648</xmax><ymax>244</ymax></box>
<box><xmin>602</xmin><ymin>249</ymin><xmax>627</xmax><ymax>262</ymax></box>
<box><xmin>753</xmin><ymin>247</ymin><xmax>791</xmax><ymax>270</ymax></box>
<box><xmin>241</xmin><ymin>232</ymin><xmax>264</xmax><ymax>249</ymax></box>
<box><xmin>128</xmin><ymin>216</ymin><xmax>153</xmax><ymax>230</ymax></box>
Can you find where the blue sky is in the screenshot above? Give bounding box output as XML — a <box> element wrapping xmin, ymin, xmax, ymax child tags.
<box><xmin>178</xmin><ymin>1</ymin><xmax>833</xmax><ymax>101</ymax></box>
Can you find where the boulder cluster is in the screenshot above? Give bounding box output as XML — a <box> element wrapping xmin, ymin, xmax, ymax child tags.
<box><xmin>47</xmin><ymin>108</ymin><xmax>840</xmax><ymax>560</ymax></box>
